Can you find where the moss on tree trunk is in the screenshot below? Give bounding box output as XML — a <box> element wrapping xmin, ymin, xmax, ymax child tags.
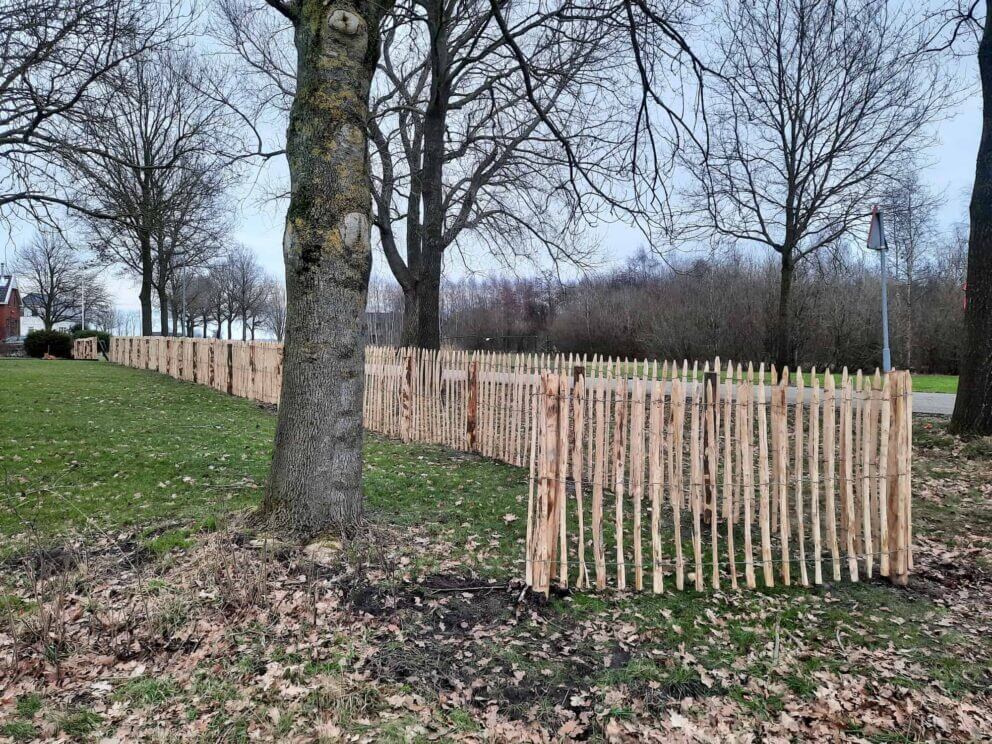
<box><xmin>259</xmin><ymin>0</ymin><xmax>393</xmax><ymax>538</ymax></box>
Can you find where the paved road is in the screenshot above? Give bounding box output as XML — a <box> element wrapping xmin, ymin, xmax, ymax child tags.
<box><xmin>783</xmin><ymin>387</ymin><xmax>955</xmax><ymax>415</ymax></box>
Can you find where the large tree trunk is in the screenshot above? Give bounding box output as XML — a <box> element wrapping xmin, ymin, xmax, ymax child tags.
<box><xmin>139</xmin><ymin>234</ymin><xmax>154</xmax><ymax>336</ymax></box>
<box><xmin>774</xmin><ymin>251</ymin><xmax>794</xmax><ymax>369</ymax></box>
<box><xmin>157</xmin><ymin>285</ymin><xmax>169</xmax><ymax>337</ymax></box>
<box><xmin>259</xmin><ymin>0</ymin><xmax>389</xmax><ymax>538</ymax></box>
<box><xmin>951</xmin><ymin>12</ymin><xmax>992</xmax><ymax>435</ymax></box>
<box><xmin>400</xmin><ymin>256</ymin><xmax>441</xmax><ymax>349</ymax></box>
<box><xmin>399</xmin><ymin>1</ymin><xmax>447</xmax><ymax>350</ymax></box>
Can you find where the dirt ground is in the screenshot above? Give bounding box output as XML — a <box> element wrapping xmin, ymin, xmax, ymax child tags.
<box><xmin>2</xmin><ymin>417</ymin><xmax>991</xmax><ymax>742</ymax></box>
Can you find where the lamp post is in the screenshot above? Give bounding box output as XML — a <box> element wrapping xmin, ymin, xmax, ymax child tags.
<box><xmin>867</xmin><ymin>204</ymin><xmax>891</xmax><ymax>372</ymax></box>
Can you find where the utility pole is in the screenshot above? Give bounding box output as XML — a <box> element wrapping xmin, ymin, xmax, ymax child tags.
<box><xmin>867</xmin><ymin>205</ymin><xmax>891</xmax><ymax>372</ymax></box>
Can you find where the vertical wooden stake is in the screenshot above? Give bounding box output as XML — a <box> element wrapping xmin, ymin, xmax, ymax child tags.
<box><xmin>572</xmin><ymin>367</ymin><xmax>587</xmax><ymax>587</ymax></box>
<box><xmin>649</xmin><ymin>377</ymin><xmax>665</xmax><ymax>593</ymax></box>
<box><xmin>824</xmin><ymin>372</ymin><xmax>841</xmax><ymax>581</ymax></box>
<box><xmin>670</xmin><ymin>378</ymin><xmax>686</xmax><ymax>591</ymax></box>
<box><xmin>593</xmin><ymin>373</ymin><xmax>607</xmax><ymax>589</ymax></box>
<box><xmin>613</xmin><ymin>374</ymin><xmax>628</xmax><ymax>590</ymax></box>
<box><xmin>810</xmin><ymin>373</ymin><xmax>823</xmax><ymax>585</ymax></box>
<box><xmin>842</xmin><ymin>376</ymin><xmax>859</xmax><ymax>581</ymax></box>
<box><xmin>757</xmin><ymin>367</ymin><xmax>774</xmax><ymax>588</ymax></box>
<box><xmin>795</xmin><ymin>368</ymin><xmax>808</xmax><ymax>586</ymax></box>
<box><xmin>723</xmin><ymin>369</ymin><xmax>737</xmax><ymax>590</ymax></box>
<box><xmin>557</xmin><ymin>372</ymin><xmax>570</xmax><ymax>589</ymax></box>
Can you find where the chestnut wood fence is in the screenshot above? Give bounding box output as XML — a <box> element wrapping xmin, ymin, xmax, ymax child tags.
<box><xmin>83</xmin><ymin>338</ymin><xmax>914</xmax><ymax>594</ymax></box>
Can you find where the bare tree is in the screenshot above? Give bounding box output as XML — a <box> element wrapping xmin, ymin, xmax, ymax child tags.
<box><xmin>367</xmin><ymin>2</ymin><xmax>621</xmax><ymax>348</ymax></box>
<box><xmin>15</xmin><ymin>231</ymin><xmax>104</xmax><ymax>330</ymax></box>
<box><xmin>225</xmin><ymin>245</ymin><xmax>270</xmax><ymax>340</ymax></box>
<box><xmin>260</xmin><ymin>279</ymin><xmax>287</xmax><ymax>341</ymax></box>
<box><xmin>680</xmin><ymin>0</ymin><xmax>952</xmax><ymax>367</ymax></box>
<box><xmin>61</xmin><ymin>52</ymin><xmax>234</xmax><ymax>335</ymax></box>
<box><xmin>879</xmin><ymin>168</ymin><xmax>944</xmax><ymax>369</ymax></box>
<box><xmin>0</xmin><ymin>1</ymin><xmax>180</xmax><ymax>223</ymax></box>
<box><xmin>215</xmin><ymin>2</ymin><xmax>705</xmax><ymax>350</ymax></box>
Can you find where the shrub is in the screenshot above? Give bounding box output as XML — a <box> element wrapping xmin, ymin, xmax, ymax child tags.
<box><xmin>72</xmin><ymin>329</ymin><xmax>111</xmax><ymax>353</ymax></box>
<box><xmin>24</xmin><ymin>330</ymin><xmax>73</xmax><ymax>359</ymax></box>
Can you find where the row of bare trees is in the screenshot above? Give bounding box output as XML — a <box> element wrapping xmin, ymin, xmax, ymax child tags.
<box><xmin>441</xmin><ymin>238</ymin><xmax>966</xmax><ymax>374</ymax></box>
<box><xmin>168</xmin><ymin>247</ymin><xmax>286</xmax><ymax>342</ymax></box>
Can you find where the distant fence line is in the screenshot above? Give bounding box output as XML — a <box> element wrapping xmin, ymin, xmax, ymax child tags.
<box><xmin>75</xmin><ymin>337</ymin><xmax>913</xmax><ymax>595</ymax></box>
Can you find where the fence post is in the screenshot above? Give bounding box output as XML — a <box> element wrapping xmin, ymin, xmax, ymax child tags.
<box><xmin>226</xmin><ymin>343</ymin><xmax>234</xmax><ymax>396</ymax></box>
<box><xmin>887</xmin><ymin>371</ymin><xmax>911</xmax><ymax>586</ymax></box>
<box><xmin>703</xmin><ymin>369</ymin><xmax>719</xmax><ymax>525</ymax></box>
<box><xmin>531</xmin><ymin>372</ymin><xmax>561</xmax><ymax>596</ymax></box>
<box><xmin>467</xmin><ymin>360</ymin><xmax>479</xmax><ymax>451</ymax></box>
<box><xmin>401</xmin><ymin>350</ymin><xmax>413</xmax><ymax>443</ymax></box>
<box><xmin>249</xmin><ymin>342</ymin><xmax>257</xmax><ymax>400</ymax></box>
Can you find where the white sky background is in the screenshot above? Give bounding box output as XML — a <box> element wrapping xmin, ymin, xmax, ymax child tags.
<box><xmin>0</xmin><ymin>5</ymin><xmax>983</xmax><ymax>315</ymax></box>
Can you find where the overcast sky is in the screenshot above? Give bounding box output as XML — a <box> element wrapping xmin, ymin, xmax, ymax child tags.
<box><xmin>1</xmin><ymin>22</ymin><xmax>983</xmax><ymax>315</ymax></box>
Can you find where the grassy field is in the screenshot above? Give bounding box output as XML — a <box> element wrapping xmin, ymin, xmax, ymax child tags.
<box><xmin>0</xmin><ymin>359</ymin><xmax>989</xmax><ymax>742</ymax></box>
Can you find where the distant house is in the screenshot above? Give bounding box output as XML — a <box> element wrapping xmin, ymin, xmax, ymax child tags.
<box><xmin>20</xmin><ymin>291</ymin><xmax>79</xmax><ymax>334</ymax></box>
<box><xmin>0</xmin><ymin>269</ymin><xmax>21</xmax><ymax>339</ymax></box>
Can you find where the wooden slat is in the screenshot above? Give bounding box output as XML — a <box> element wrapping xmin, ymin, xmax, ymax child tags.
<box><xmin>740</xmin><ymin>369</ymin><xmax>756</xmax><ymax>589</ymax></box>
<box><xmin>723</xmin><ymin>366</ymin><xmax>737</xmax><ymax>590</ymax></box>
<box><xmin>810</xmin><ymin>372</ymin><xmax>823</xmax><ymax>585</ymax></box>
<box><xmin>649</xmin><ymin>376</ymin><xmax>665</xmax><ymax>593</ymax></box>
<box><xmin>572</xmin><ymin>367</ymin><xmax>588</xmax><ymax>588</ymax></box>
<box><xmin>690</xmin><ymin>379</ymin><xmax>704</xmax><ymax>591</ymax></box>
<box><xmin>795</xmin><ymin>368</ymin><xmax>808</xmax><ymax>586</ymax></box>
<box><xmin>613</xmin><ymin>373</ymin><xmax>628</xmax><ymax>590</ymax></box>
<box><xmin>878</xmin><ymin>375</ymin><xmax>891</xmax><ymax>577</ymax></box>
<box><xmin>593</xmin><ymin>369</ymin><xmax>607</xmax><ymax>589</ymax></box>
<box><xmin>630</xmin><ymin>375</ymin><xmax>646</xmax><ymax>591</ymax></box>
<box><xmin>757</xmin><ymin>366</ymin><xmax>774</xmax><ymax>588</ymax></box>
<box><xmin>669</xmin><ymin>377</ymin><xmax>686</xmax><ymax>591</ymax></box>
<box><xmin>842</xmin><ymin>375</ymin><xmax>859</xmax><ymax>581</ymax></box>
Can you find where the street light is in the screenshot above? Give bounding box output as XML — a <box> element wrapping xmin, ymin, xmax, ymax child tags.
<box><xmin>867</xmin><ymin>204</ymin><xmax>891</xmax><ymax>373</ymax></box>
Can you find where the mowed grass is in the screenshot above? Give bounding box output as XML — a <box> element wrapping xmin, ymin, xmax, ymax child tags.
<box><xmin>0</xmin><ymin>359</ymin><xmax>527</xmax><ymax>555</ymax></box>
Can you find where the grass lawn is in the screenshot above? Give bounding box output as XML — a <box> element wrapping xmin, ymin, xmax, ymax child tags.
<box><xmin>0</xmin><ymin>359</ymin><xmax>989</xmax><ymax>742</ymax></box>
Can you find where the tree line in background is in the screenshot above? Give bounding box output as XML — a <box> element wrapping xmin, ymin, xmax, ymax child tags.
<box><xmin>14</xmin><ymin>231</ymin><xmax>287</xmax><ymax>342</ymax></box>
<box><xmin>437</xmin><ymin>237</ymin><xmax>965</xmax><ymax>374</ymax></box>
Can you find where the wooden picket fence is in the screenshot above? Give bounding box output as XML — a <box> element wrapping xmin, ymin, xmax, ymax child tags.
<box><xmin>72</xmin><ymin>337</ymin><xmax>98</xmax><ymax>360</ymax></box>
<box><xmin>523</xmin><ymin>363</ymin><xmax>913</xmax><ymax>596</ymax></box>
<box><xmin>98</xmin><ymin>336</ymin><xmax>284</xmax><ymax>404</ymax></box>
<box><xmin>93</xmin><ymin>339</ymin><xmax>913</xmax><ymax>594</ymax></box>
